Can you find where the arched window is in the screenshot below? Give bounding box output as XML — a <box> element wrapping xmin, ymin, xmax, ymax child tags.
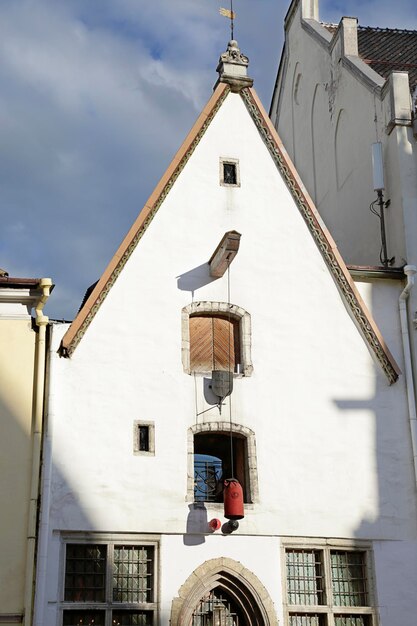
<box><xmin>194</xmin><ymin>431</ymin><xmax>248</xmax><ymax>502</ymax></box>
<box><xmin>188</xmin><ymin>422</ymin><xmax>258</xmax><ymax>504</ymax></box>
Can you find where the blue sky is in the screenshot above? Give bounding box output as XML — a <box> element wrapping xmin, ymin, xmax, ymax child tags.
<box><xmin>1</xmin><ymin>0</ymin><xmax>416</xmax><ymax>319</ymax></box>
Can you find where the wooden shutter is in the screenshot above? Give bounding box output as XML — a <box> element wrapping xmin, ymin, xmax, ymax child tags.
<box><xmin>189</xmin><ymin>315</ymin><xmax>241</xmax><ymax>372</ymax></box>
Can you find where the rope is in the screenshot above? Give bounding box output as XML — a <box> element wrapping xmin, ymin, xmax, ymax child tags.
<box><xmin>227</xmin><ymin>263</ymin><xmax>234</xmax><ymax>477</ymax></box>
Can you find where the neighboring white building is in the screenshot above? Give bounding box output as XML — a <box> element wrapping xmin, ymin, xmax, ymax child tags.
<box><xmin>34</xmin><ymin>39</ymin><xmax>417</xmax><ymax>626</ymax></box>
<box><xmin>270</xmin><ymin>0</ymin><xmax>417</xmax><ymax>270</ymax></box>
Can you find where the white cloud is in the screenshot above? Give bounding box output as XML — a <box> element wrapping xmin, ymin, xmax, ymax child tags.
<box><xmin>0</xmin><ymin>0</ymin><xmax>414</xmax><ymax>318</ymax></box>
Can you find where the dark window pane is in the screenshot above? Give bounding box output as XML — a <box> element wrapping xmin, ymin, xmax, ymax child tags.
<box><xmin>63</xmin><ymin>611</ymin><xmax>105</xmax><ymax>626</ymax></box>
<box><xmin>64</xmin><ymin>544</ymin><xmax>106</xmax><ymax>602</ymax></box>
<box><xmin>331</xmin><ymin>551</ymin><xmax>368</xmax><ymax>607</ymax></box>
<box><xmin>194</xmin><ymin>433</ymin><xmax>247</xmax><ymax>502</ymax></box>
<box><xmin>113</xmin><ymin>546</ymin><xmax>154</xmax><ymax>603</ymax></box>
<box><xmin>139</xmin><ymin>426</ymin><xmax>149</xmax><ymax>452</ymax></box>
<box><xmin>223</xmin><ymin>163</ymin><xmax>237</xmax><ymax>185</ymax></box>
<box><xmin>286</xmin><ymin>550</ymin><xmax>325</xmax><ymax>605</ymax></box>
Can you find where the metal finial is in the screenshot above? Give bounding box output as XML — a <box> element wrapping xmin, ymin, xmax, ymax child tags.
<box><xmin>219</xmin><ymin>0</ymin><xmax>236</xmax><ymax>40</ymax></box>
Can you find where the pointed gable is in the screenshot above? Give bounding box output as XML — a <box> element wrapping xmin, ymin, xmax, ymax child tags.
<box><xmin>59</xmin><ymin>81</ymin><xmax>400</xmax><ymax>384</ymax></box>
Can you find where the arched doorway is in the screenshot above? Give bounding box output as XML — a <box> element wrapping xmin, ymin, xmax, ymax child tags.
<box><xmin>170</xmin><ymin>558</ymin><xmax>278</xmax><ymax>626</ymax></box>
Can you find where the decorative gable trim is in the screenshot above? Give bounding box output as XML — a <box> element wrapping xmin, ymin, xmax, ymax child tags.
<box><xmin>241</xmin><ymin>87</ymin><xmax>400</xmax><ymax>384</ymax></box>
<box><xmin>59</xmin><ymin>84</ymin><xmax>230</xmax><ymax>357</ymax></box>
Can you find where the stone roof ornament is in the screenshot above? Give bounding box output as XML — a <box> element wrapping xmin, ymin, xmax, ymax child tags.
<box><xmin>215</xmin><ymin>40</ymin><xmax>253</xmax><ymax>92</ymax></box>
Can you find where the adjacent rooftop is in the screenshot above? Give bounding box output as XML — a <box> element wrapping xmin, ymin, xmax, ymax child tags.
<box><xmin>323</xmin><ymin>23</ymin><xmax>417</xmax><ymax>94</ymax></box>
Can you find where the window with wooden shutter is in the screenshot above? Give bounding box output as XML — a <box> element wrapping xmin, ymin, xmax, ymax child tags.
<box><xmin>189</xmin><ymin>314</ymin><xmax>241</xmax><ymax>373</ymax></box>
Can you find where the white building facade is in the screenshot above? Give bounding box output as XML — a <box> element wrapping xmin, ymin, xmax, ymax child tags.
<box><xmin>34</xmin><ymin>40</ymin><xmax>417</xmax><ymax>626</ymax></box>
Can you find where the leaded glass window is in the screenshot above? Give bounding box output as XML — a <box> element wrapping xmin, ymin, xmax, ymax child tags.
<box><xmin>112</xmin><ymin>612</ymin><xmax>153</xmax><ymax>626</ymax></box>
<box><xmin>63</xmin><ymin>611</ymin><xmax>105</xmax><ymax>626</ymax></box>
<box><xmin>286</xmin><ymin>550</ymin><xmax>325</xmax><ymax>605</ymax></box>
<box><xmin>62</xmin><ymin>540</ymin><xmax>157</xmax><ymax>626</ymax></box>
<box><xmin>285</xmin><ymin>545</ymin><xmax>375</xmax><ymax>626</ymax></box>
<box><xmin>331</xmin><ymin>551</ymin><xmax>368</xmax><ymax>607</ymax></box>
<box><xmin>113</xmin><ymin>546</ymin><xmax>153</xmax><ymax>603</ymax></box>
<box><xmin>64</xmin><ymin>544</ymin><xmax>106</xmax><ymax>602</ymax></box>
<box><xmin>288</xmin><ymin>615</ymin><xmax>326</xmax><ymax>626</ymax></box>
<box><xmin>334</xmin><ymin>617</ymin><xmax>370</xmax><ymax>626</ymax></box>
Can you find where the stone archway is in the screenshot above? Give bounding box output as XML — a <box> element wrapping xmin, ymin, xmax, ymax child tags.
<box><xmin>170</xmin><ymin>557</ymin><xmax>278</xmax><ymax>626</ymax></box>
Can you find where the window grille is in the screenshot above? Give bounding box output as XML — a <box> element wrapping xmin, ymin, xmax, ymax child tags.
<box><xmin>286</xmin><ymin>550</ymin><xmax>325</xmax><ymax>606</ymax></box>
<box><xmin>194</xmin><ymin>454</ymin><xmax>223</xmax><ymax>502</ymax></box>
<box><xmin>331</xmin><ymin>551</ymin><xmax>368</xmax><ymax>607</ymax></box>
<box><xmin>284</xmin><ymin>545</ymin><xmax>375</xmax><ymax>626</ymax></box>
<box><xmin>113</xmin><ymin>546</ymin><xmax>153</xmax><ymax>603</ymax></box>
<box><xmin>62</xmin><ymin>540</ymin><xmax>157</xmax><ymax>626</ymax></box>
<box><xmin>192</xmin><ymin>589</ymin><xmax>241</xmax><ymax>626</ymax></box>
<box><xmin>334</xmin><ymin>617</ymin><xmax>370</xmax><ymax>626</ymax></box>
<box><xmin>288</xmin><ymin>615</ymin><xmax>325</xmax><ymax>626</ymax></box>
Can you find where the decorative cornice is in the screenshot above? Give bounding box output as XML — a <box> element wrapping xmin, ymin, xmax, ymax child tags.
<box><xmin>60</xmin><ymin>85</ymin><xmax>230</xmax><ymax>357</ymax></box>
<box><xmin>240</xmin><ymin>87</ymin><xmax>400</xmax><ymax>384</ymax></box>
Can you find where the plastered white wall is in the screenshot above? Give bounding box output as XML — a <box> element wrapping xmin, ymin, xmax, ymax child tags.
<box><xmin>41</xmin><ymin>91</ymin><xmax>417</xmax><ymax>625</ymax></box>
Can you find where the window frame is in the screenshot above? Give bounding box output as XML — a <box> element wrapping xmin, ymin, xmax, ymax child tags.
<box><xmin>219</xmin><ymin>157</ymin><xmax>241</xmax><ymax>187</ymax></box>
<box><xmin>187</xmin><ymin>422</ymin><xmax>259</xmax><ymax>506</ymax></box>
<box><xmin>281</xmin><ymin>538</ymin><xmax>378</xmax><ymax>626</ymax></box>
<box><xmin>181</xmin><ymin>301</ymin><xmax>253</xmax><ymax>377</ymax></box>
<box><xmin>133</xmin><ymin>420</ymin><xmax>155</xmax><ymax>456</ymax></box>
<box><xmin>59</xmin><ymin>534</ymin><xmax>159</xmax><ymax>626</ymax></box>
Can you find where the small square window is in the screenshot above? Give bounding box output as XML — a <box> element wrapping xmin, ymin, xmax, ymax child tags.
<box><xmin>139</xmin><ymin>425</ymin><xmax>150</xmax><ymax>452</ymax></box>
<box><xmin>133</xmin><ymin>421</ymin><xmax>155</xmax><ymax>456</ymax></box>
<box><xmin>223</xmin><ymin>163</ymin><xmax>237</xmax><ymax>185</ymax></box>
<box><xmin>220</xmin><ymin>158</ymin><xmax>240</xmax><ymax>187</ymax></box>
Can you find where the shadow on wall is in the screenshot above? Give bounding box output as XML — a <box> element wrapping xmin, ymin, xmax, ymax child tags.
<box><xmin>177</xmin><ymin>263</ymin><xmax>217</xmax><ymax>295</ymax></box>
<box><xmin>0</xmin><ymin>391</ymin><xmax>33</xmax><ymax>619</ymax></box>
<box><xmin>183</xmin><ymin>503</ymin><xmax>208</xmax><ymax>545</ymax></box>
<box><xmin>332</xmin><ymin>281</ymin><xmax>417</xmax><ymax>624</ymax></box>
<box><xmin>0</xmin><ymin>380</ymin><xmax>96</xmax><ymax>624</ymax></box>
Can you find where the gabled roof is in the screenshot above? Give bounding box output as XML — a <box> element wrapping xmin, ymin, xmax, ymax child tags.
<box><xmin>358</xmin><ymin>27</ymin><xmax>417</xmax><ymax>93</ymax></box>
<box><xmin>60</xmin><ymin>83</ymin><xmax>400</xmax><ymax>384</ymax></box>
<box><xmin>323</xmin><ymin>23</ymin><xmax>417</xmax><ymax>93</ymax></box>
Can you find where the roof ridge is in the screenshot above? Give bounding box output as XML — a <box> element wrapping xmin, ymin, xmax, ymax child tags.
<box><xmin>59</xmin><ymin>83</ymin><xmax>230</xmax><ymax>356</ymax></box>
<box><xmin>358</xmin><ymin>25</ymin><xmax>417</xmax><ymax>35</ymax></box>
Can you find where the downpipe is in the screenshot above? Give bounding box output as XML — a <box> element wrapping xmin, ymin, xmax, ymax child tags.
<box><xmin>399</xmin><ymin>265</ymin><xmax>417</xmax><ymax>486</ymax></box>
<box><xmin>23</xmin><ymin>278</ymin><xmax>52</xmax><ymax>626</ymax></box>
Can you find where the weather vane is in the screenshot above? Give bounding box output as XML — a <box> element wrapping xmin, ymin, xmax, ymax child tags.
<box><xmin>219</xmin><ymin>0</ymin><xmax>236</xmax><ymax>40</ymax></box>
